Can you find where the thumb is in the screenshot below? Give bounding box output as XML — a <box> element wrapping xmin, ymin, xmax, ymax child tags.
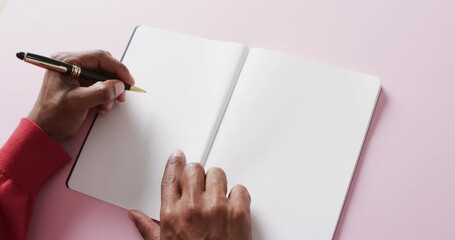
<box><xmin>129</xmin><ymin>210</ymin><xmax>161</xmax><ymax>240</ymax></box>
<box><xmin>69</xmin><ymin>80</ymin><xmax>125</xmax><ymax>109</ymax></box>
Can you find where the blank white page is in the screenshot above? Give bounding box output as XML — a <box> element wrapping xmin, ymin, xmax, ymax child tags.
<box><xmin>205</xmin><ymin>48</ymin><xmax>380</xmax><ymax>239</ymax></box>
<box><xmin>68</xmin><ymin>26</ymin><xmax>248</xmax><ymax>219</ymax></box>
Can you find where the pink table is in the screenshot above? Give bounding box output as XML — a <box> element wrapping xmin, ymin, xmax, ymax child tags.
<box><xmin>1</xmin><ymin>0</ymin><xmax>454</xmax><ymax>239</ymax></box>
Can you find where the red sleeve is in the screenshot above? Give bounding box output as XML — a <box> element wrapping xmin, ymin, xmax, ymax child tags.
<box><xmin>0</xmin><ymin>118</ymin><xmax>71</xmax><ymax>240</ymax></box>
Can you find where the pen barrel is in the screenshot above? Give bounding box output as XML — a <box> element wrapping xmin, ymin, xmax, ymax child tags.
<box><xmin>79</xmin><ymin>68</ymin><xmax>109</xmax><ymax>81</ymax></box>
<box><xmin>18</xmin><ymin>52</ymin><xmax>133</xmax><ymax>91</ymax></box>
<box><xmin>79</xmin><ymin>68</ymin><xmax>131</xmax><ymax>90</ymax></box>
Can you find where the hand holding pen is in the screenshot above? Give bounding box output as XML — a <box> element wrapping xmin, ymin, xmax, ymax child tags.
<box><xmin>18</xmin><ymin>50</ymin><xmax>140</xmax><ymax>142</ymax></box>
<box><xmin>17</xmin><ymin>51</ymin><xmax>145</xmax><ymax>93</ymax></box>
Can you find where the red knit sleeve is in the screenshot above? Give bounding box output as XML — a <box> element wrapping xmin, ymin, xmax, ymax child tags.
<box><xmin>0</xmin><ymin>118</ymin><xmax>71</xmax><ymax>240</ymax></box>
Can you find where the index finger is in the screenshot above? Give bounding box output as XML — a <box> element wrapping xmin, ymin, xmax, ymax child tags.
<box><xmin>161</xmin><ymin>149</ymin><xmax>186</xmax><ymax>205</ymax></box>
<box><xmin>52</xmin><ymin>50</ymin><xmax>135</xmax><ymax>86</ymax></box>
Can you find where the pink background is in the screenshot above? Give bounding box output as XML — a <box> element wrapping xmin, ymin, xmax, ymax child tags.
<box><xmin>0</xmin><ymin>0</ymin><xmax>454</xmax><ymax>239</ymax></box>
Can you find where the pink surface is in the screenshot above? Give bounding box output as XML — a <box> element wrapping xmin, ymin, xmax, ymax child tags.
<box><xmin>0</xmin><ymin>0</ymin><xmax>454</xmax><ymax>239</ymax></box>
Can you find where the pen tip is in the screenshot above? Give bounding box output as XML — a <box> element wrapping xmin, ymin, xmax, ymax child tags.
<box><xmin>129</xmin><ymin>85</ymin><xmax>147</xmax><ymax>93</ymax></box>
<box><xmin>16</xmin><ymin>52</ymin><xmax>25</xmax><ymax>60</ymax></box>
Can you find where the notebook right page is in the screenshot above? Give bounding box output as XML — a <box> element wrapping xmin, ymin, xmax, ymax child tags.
<box><xmin>205</xmin><ymin>48</ymin><xmax>381</xmax><ymax>240</ymax></box>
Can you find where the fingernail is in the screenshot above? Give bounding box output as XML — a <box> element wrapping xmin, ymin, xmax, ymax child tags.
<box><xmin>115</xmin><ymin>82</ymin><xmax>125</xmax><ymax>98</ymax></box>
<box><xmin>172</xmin><ymin>148</ymin><xmax>184</xmax><ymax>158</ymax></box>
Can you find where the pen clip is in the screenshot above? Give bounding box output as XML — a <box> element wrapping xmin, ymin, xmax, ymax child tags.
<box><xmin>23</xmin><ymin>53</ymin><xmax>68</xmax><ymax>73</ymax></box>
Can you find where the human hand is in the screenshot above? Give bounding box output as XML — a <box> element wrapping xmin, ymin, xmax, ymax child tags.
<box><xmin>129</xmin><ymin>149</ymin><xmax>252</xmax><ymax>240</ymax></box>
<box><xmin>27</xmin><ymin>50</ymin><xmax>134</xmax><ymax>142</ymax></box>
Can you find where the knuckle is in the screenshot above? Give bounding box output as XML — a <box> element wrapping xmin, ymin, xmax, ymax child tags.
<box><xmin>160</xmin><ymin>207</ymin><xmax>176</xmax><ymax>225</ymax></box>
<box><xmin>182</xmin><ymin>202</ymin><xmax>202</xmax><ymax>221</ymax></box>
<box><xmin>206</xmin><ymin>198</ymin><xmax>228</xmax><ymax>219</ymax></box>
<box><xmin>230</xmin><ymin>207</ymin><xmax>250</xmax><ymax>222</ymax></box>
<box><xmin>95</xmin><ymin>83</ymin><xmax>115</xmax><ymax>102</ymax></box>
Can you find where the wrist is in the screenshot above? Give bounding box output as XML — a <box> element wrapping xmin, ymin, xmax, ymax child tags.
<box><xmin>27</xmin><ymin>110</ymin><xmax>61</xmax><ymax>143</ymax></box>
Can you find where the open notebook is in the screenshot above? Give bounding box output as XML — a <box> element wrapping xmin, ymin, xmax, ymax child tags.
<box><xmin>67</xmin><ymin>25</ymin><xmax>381</xmax><ymax>239</ymax></box>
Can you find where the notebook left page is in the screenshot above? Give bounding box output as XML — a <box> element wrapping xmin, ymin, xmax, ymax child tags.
<box><xmin>67</xmin><ymin>26</ymin><xmax>248</xmax><ymax>219</ymax></box>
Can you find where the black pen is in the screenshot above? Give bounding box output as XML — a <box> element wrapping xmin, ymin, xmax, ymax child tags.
<box><xmin>16</xmin><ymin>52</ymin><xmax>146</xmax><ymax>93</ymax></box>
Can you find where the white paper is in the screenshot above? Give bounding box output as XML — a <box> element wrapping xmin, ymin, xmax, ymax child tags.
<box><xmin>68</xmin><ymin>27</ymin><xmax>380</xmax><ymax>239</ymax></box>
<box><xmin>68</xmin><ymin>26</ymin><xmax>248</xmax><ymax>219</ymax></box>
<box><xmin>205</xmin><ymin>48</ymin><xmax>381</xmax><ymax>240</ymax></box>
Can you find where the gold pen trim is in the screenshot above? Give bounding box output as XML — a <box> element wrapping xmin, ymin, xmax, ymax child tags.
<box><xmin>23</xmin><ymin>54</ymin><xmax>68</xmax><ymax>73</ymax></box>
<box><xmin>71</xmin><ymin>65</ymin><xmax>81</xmax><ymax>78</ymax></box>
